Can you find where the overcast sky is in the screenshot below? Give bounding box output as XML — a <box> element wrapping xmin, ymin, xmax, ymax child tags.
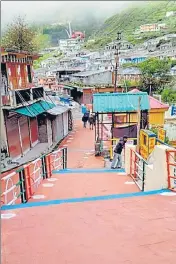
<box><xmin>1</xmin><ymin>1</ymin><xmax>140</xmax><ymax>27</ymax></box>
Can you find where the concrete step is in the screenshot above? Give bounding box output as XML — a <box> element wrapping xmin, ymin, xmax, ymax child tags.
<box><xmin>53</xmin><ymin>168</ymin><xmax>125</xmax><ymax>174</ymax></box>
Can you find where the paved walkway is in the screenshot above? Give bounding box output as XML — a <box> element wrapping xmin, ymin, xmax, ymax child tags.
<box><xmin>27</xmin><ymin>120</ymin><xmax>138</xmax><ymax>203</ymax></box>
<box><xmin>1</xmin><ymin>118</ymin><xmax>176</xmax><ymax>264</ymax></box>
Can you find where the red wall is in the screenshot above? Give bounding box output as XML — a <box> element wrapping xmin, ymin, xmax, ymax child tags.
<box><xmin>19</xmin><ymin>116</ymin><xmax>30</xmax><ymax>153</ymax></box>
<box><xmin>6</xmin><ymin>114</ymin><xmax>22</xmax><ymax>159</ymax></box>
<box><xmin>30</xmin><ymin>117</ymin><xmax>38</xmax><ymax>145</ymax></box>
<box><xmin>6</xmin><ymin>62</ymin><xmax>33</xmax><ymax>89</ymax></box>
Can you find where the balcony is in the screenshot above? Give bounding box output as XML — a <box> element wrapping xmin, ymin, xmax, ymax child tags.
<box><xmin>1</xmin><ymin>87</ymin><xmax>45</xmax><ymax>108</ymax></box>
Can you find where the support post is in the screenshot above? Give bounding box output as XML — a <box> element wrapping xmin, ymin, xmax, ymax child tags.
<box><xmin>137</xmin><ymin>96</ymin><xmax>141</xmax><ymax>152</ymax></box>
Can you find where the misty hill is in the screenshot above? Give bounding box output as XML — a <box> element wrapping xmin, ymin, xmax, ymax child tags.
<box><xmin>85</xmin><ymin>1</ymin><xmax>176</xmax><ymax>49</ymax></box>
<box><xmin>41</xmin><ymin>13</ymin><xmax>104</xmax><ymax>46</ymax></box>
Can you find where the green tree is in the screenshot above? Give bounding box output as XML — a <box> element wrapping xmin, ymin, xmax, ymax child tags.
<box><xmin>137</xmin><ymin>58</ymin><xmax>171</xmax><ymax>94</ymax></box>
<box><xmin>1</xmin><ymin>16</ymin><xmax>38</xmax><ymax>52</ymax></box>
<box><xmin>161</xmin><ymin>88</ymin><xmax>176</xmax><ymax>104</ymax></box>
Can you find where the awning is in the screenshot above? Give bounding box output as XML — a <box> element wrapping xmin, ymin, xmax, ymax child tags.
<box><xmin>47</xmin><ymin>105</ymin><xmax>69</xmax><ymax>115</ymax></box>
<box><xmin>63</xmin><ymin>85</ymin><xmax>74</xmax><ymax>90</ymax></box>
<box><xmin>12</xmin><ymin>100</ymin><xmax>55</xmax><ymax>117</ymax></box>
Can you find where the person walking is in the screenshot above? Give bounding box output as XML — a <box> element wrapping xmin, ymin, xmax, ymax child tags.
<box><xmin>111</xmin><ymin>136</ymin><xmax>128</xmax><ymax>169</ymax></box>
<box><xmin>88</xmin><ymin>114</ymin><xmax>94</xmax><ymax>130</ymax></box>
<box><xmin>82</xmin><ymin>112</ymin><xmax>89</xmax><ymax>128</ymax></box>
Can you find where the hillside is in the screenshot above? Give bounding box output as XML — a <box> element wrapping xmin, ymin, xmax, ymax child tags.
<box><xmin>85</xmin><ymin>1</ymin><xmax>176</xmax><ymax>50</ymax></box>
<box><xmin>39</xmin><ymin>12</ymin><xmax>104</xmax><ymax>46</ymax></box>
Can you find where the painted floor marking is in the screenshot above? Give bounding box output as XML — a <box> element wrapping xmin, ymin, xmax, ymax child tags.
<box><xmin>125</xmin><ymin>181</ymin><xmax>135</xmax><ymax>185</ymax></box>
<box><xmin>52</xmin><ymin>168</ymin><xmax>125</xmax><ymax>174</ymax></box>
<box><xmin>160</xmin><ymin>192</ymin><xmax>176</xmax><ymax>196</ymax></box>
<box><xmin>1</xmin><ymin>189</ymin><xmax>169</xmax><ymax>211</ymax></box>
<box><xmin>32</xmin><ymin>195</ymin><xmax>46</xmax><ymax>200</ymax></box>
<box><xmin>42</xmin><ymin>183</ymin><xmax>54</xmax><ymax>187</ymax></box>
<box><xmin>1</xmin><ymin>213</ymin><xmax>16</xmax><ymax>219</ymax></box>
<box><xmin>47</xmin><ymin>178</ymin><xmax>58</xmax><ymax>182</ymax></box>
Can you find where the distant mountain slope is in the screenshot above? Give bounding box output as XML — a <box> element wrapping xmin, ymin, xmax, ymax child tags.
<box><xmin>86</xmin><ymin>1</ymin><xmax>176</xmax><ymax>49</ymax></box>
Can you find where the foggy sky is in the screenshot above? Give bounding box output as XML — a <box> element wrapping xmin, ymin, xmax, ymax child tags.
<box><xmin>1</xmin><ymin>1</ymin><xmax>140</xmax><ymax>27</ymax></box>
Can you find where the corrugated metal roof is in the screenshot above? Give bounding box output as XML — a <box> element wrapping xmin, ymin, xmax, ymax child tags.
<box><xmin>93</xmin><ymin>93</ymin><xmax>150</xmax><ymax>113</ymax></box>
<box><xmin>12</xmin><ymin>100</ymin><xmax>55</xmax><ymax>117</ymax></box>
<box><xmin>118</xmin><ymin>67</ymin><xmax>141</xmax><ymax>75</ymax></box>
<box><xmin>47</xmin><ymin>105</ymin><xmax>69</xmax><ymax>115</ymax></box>
<box><xmin>71</xmin><ymin>70</ymin><xmax>110</xmax><ymax>77</ymax></box>
<box><xmin>129</xmin><ymin>89</ymin><xmax>169</xmax><ymax>109</ymax></box>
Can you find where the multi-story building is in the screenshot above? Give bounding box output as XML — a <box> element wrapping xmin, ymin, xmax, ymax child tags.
<box><xmin>140</xmin><ymin>23</ymin><xmax>167</xmax><ymax>33</ymax></box>
<box><xmin>70</xmin><ymin>70</ymin><xmax>113</xmax><ymax>86</ymax></box>
<box><xmin>1</xmin><ymin>48</ymin><xmax>71</xmax><ymax>164</ymax></box>
<box><xmin>117</xmin><ymin>67</ymin><xmax>142</xmax><ymax>85</ymax></box>
<box><xmin>58</xmin><ymin>38</ymin><xmax>84</xmax><ymax>56</ymax></box>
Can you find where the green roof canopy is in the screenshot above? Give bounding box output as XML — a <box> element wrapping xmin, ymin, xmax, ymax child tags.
<box><xmin>12</xmin><ymin>100</ymin><xmax>55</xmax><ymax>117</ymax></box>
<box><xmin>93</xmin><ymin>92</ymin><xmax>150</xmax><ymax>113</ymax></box>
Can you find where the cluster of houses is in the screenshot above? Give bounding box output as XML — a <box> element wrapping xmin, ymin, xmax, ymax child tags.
<box><xmin>0</xmin><ymin>48</ymin><xmax>75</xmax><ymax>170</ymax></box>
<box><xmin>2</xmin><ymin>29</ymin><xmax>175</xmax><ymax>170</ymax></box>
<box><xmin>31</xmin><ymin>32</ymin><xmax>176</xmax><ymax>107</ymax></box>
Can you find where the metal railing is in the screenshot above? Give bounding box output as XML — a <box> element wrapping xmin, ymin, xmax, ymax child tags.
<box><xmin>130</xmin><ymin>149</ymin><xmax>148</xmax><ymax>191</ymax></box>
<box><xmin>1</xmin><ymin>168</ymin><xmax>27</xmax><ymax>205</ymax></box>
<box><xmin>47</xmin><ymin>147</ymin><xmax>67</xmax><ymax>176</ymax></box>
<box><xmin>166</xmin><ymin>150</ymin><xmax>176</xmax><ymax>192</ymax></box>
<box><xmin>1</xmin><ymin>147</ymin><xmax>67</xmax><ymax>206</ymax></box>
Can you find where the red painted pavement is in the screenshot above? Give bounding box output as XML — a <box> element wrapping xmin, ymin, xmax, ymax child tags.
<box><xmin>2</xmin><ymin>195</ymin><xmax>176</xmax><ymax>264</ymax></box>
<box><xmin>30</xmin><ymin>173</ymin><xmax>138</xmax><ymax>202</ymax></box>
<box><xmin>60</xmin><ymin>120</ymin><xmax>104</xmax><ymax>168</ymax></box>
<box><xmin>3</xmin><ymin>119</ymin><xmax>176</xmax><ymax>264</ymax></box>
<box><xmin>29</xmin><ymin>119</ymin><xmax>138</xmax><ymax>202</ymax></box>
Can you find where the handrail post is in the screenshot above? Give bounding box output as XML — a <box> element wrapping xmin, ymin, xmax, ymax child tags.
<box><xmin>18</xmin><ymin>168</ymin><xmax>27</xmax><ymax>203</ymax></box>
<box><xmin>41</xmin><ymin>154</ymin><xmax>48</xmax><ymax>179</ymax></box>
<box><xmin>142</xmin><ymin>161</ymin><xmax>145</xmax><ymax>191</ymax></box>
<box><xmin>65</xmin><ymin>148</ymin><xmax>68</xmax><ymax>169</ymax></box>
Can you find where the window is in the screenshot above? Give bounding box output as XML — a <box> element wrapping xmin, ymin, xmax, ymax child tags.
<box><xmin>1</xmin><ymin>63</ymin><xmax>8</xmax><ymax>94</ymax></box>
<box><xmin>27</xmin><ymin>65</ymin><xmax>32</xmax><ymax>83</ymax></box>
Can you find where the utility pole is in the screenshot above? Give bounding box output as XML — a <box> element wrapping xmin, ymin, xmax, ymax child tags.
<box><xmin>137</xmin><ymin>96</ymin><xmax>141</xmax><ymax>153</ymax></box>
<box><xmin>114</xmin><ymin>32</ymin><xmax>121</xmax><ymax>93</ymax></box>
<box><xmin>149</xmin><ymin>81</ymin><xmax>152</xmax><ymax>96</ymax></box>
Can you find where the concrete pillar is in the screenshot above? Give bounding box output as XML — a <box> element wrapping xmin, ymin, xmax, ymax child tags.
<box><xmin>144</xmin><ymin>145</ymin><xmax>174</xmax><ymax>191</ymax></box>
<box><xmin>125</xmin><ymin>144</ymin><xmax>136</xmax><ymax>175</ymax></box>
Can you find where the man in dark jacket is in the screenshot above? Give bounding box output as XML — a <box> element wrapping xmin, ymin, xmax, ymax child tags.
<box><xmin>88</xmin><ymin>114</ymin><xmax>94</xmax><ymax>130</ymax></box>
<box><xmin>82</xmin><ymin>112</ymin><xmax>89</xmax><ymax>128</ymax></box>
<box><xmin>111</xmin><ymin>136</ymin><xmax>128</xmax><ymax>169</ymax></box>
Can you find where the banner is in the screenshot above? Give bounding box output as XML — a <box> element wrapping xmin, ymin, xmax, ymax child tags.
<box><xmin>158</xmin><ymin>128</ymin><xmax>166</xmax><ymax>143</ymax></box>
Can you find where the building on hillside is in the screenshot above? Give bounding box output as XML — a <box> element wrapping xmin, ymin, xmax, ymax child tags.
<box><xmin>170</xmin><ymin>66</ymin><xmax>176</xmax><ymax>76</ymax></box>
<box><xmin>58</xmin><ymin>38</ymin><xmax>84</xmax><ymax>56</ymax></box>
<box><xmin>71</xmin><ymin>31</ymin><xmax>85</xmax><ymax>39</ymax></box>
<box><xmin>166</xmin><ymin>11</ymin><xmax>176</xmax><ymax>17</ymax></box>
<box><xmin>82</xmin><ymin>86</ymin><xmax>123</xmax><ymax>105</ymax></box>
<box><xmin>70</xmin><ymin>70</ymin><xmax>113</xmax><ymax>86</ymax></box>
<box><xmin>1</xmin><ymin>48</ymin><xmax>71</xmax><ymax>165</ymax></box>
<box><xmin>105</xmin><ymin>40</ymin><xmax>133</xmax><ymax>52</ymax></box>
<box><xmin>140</xmin><ymin>23</ymin><xmax>167</xmax><ymax>33</ymax></box>
<box><xmin>119</xmin><ymin>54</ymin><xmax>147</xmax><ymax>64</ymax></box>
<box><xmin>117</xmin><ymin>67</ymin><xmax>142</xmax><ymax>85</ymax></box>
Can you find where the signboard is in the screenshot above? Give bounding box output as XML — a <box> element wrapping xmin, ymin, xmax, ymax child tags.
<box><xmin>158</xmin><ymin>128</ymin><xmax>166</xmax><ymax>143</ymax></box>
<box><xmin>149</xmin><ymin>137</ymin><xmax>156</xmax><ymax>154</ymax></box>
<box><xmin>171</xmin><ymin>105</ymin><xmax>176</xmax><ymax>116</ymax></box>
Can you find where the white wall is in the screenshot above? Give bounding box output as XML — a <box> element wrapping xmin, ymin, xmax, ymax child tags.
<box><xmin>71</xmin><ymin>71</ymin><xmax>112</xmax><ymax>85</ymax></box>
<box><xmin>164</xmin><ymin>123</ymin><xmax>176</xmax><ymax>140</ymax></box>
<box><xmin>125</xmin><ymin>144</ymin><xmax>175</xmax><ymax>191</ymax></box>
